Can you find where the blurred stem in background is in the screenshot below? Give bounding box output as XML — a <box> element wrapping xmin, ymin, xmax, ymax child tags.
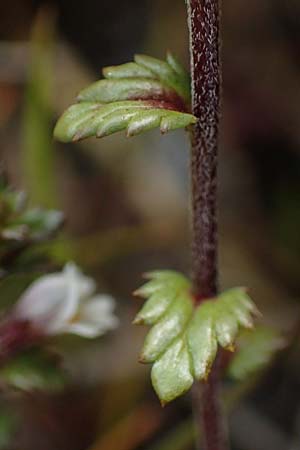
<box><xmin>22</xmin><ymin>7</ymin><xmax>58</xmax><ymax>209</ymax></box>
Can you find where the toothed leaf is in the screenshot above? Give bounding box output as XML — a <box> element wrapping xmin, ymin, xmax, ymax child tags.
<box><xmin>54</xmin><ymin>53</ymin><xmax>195</xmax><ymax>143</ymax></box>
<box><xmin>134</xmin><ymin>273</ymin><xmax>259</xmax><ymax>404</ymax></box>
<box><xmin>228</xmin><ymin>326</ymin><xmax>285</xmax><ymax>380</ymax></box>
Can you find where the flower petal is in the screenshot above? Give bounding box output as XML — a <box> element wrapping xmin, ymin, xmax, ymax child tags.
<box><xmin>80</xmin><ymin>295</ymin><xmax>119</xmax><ymax>329</ymax></box>
<box><xmin>62</xmin><ymin>295</ymin><xmax>119</xmax><ymax>338</ymax></box>
<box><xmin>14</xmin><ymin>262</ymin><xmax>97</xmax><ymax>335</ymax></box>
<box><xmin>47</xmin><ymin>263</ymin><xmax>96</xmax><ymax>333</ymax></box>
<box><xmin>64</xmin><ymin>263</ymin><xmax>96</xmax><ymax>298</ymax></box>
<box><xmin>14</xmin><ymin>273</ymin><xmax>69</xmax><ymax>333</ymax></box>
<box><xmin>62</xmin><ymin>322</ymin><xmax>109</xmax><ymax>338</ymax></box>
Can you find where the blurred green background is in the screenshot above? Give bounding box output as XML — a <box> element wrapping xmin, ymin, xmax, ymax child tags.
<box><xmin>0</xmin><ymin>1</ymin><xmax>300</xmax><ymax>449</ymax></box>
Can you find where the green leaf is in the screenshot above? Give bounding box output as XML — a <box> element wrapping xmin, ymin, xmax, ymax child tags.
<box><xmin>228</xmin><ymin>326</ymin><xmax>285</xmax><ymax>380</ymax></box>
<box><xmin>54</xmin><ymin>53</ymin><xmax>195</xmax><ymax>143</ymax></box>
<box><xmin>134</xmin><ymin>273</ymin><xmax>259</xmax><ymax>404</ymax></box>
<box><xmin>0</xmin><ymin>349</ymin><xmax>66</xmax><ymax>392</ymax></box>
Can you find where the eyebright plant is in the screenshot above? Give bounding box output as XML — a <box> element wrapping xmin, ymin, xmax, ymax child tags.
<box><xmin>54</xmin><ymin>50</ymin><xmax>260</xmax><ymax>402</ymax></box>
<box><xmin>53</xmin><ymin>2</ymin><xmax>269</xmax><ymax>449</ymax></box>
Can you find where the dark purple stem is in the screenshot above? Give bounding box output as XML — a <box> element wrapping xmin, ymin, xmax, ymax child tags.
<box><xmin>187</xmin><ymin>0</ymin><xmax>220</xmax><ymax>300</ymax></box>
<box><xmin>186</xmin><ymin>1</ymin><xmax>228</xmax><ymax>450</ymax></box>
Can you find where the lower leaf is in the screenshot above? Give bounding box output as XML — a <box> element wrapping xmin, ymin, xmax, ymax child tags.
<box><xmin>134</xmin><ymin>271</ymin><xmax>260</xmax><ymax>404</ymax></box>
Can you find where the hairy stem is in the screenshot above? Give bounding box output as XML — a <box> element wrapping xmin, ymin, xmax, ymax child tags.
<box><xmin>186</xmin><ymin>1</ymin><xmax>228</xmax><ymax>449</ymax></box>
<box><xmin>187</xmin><ymin>0</ymin><xmax>220</xmax><ymax>300</ymax></box>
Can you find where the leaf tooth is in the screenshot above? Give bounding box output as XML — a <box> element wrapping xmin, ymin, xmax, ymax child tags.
<box><xmin>134</xmin><ymin>272</ymin><xmax>190</xmax><ymax>299</ymax></box>
<box><xmin>133</xmin><ymin>288</ymin><xmax>177</xmax><ymax>325</ymax></box>
<box><xmin>160</xmin><ymin>112</ymin><xmax>196</xmax><ymax>134</ymax></box>
<box><xmin>220</xmin><ymin>287</ymin><xmax>254</xmax><ymax>311</ymax></box>
<box><xmin>70</xmin><ymin>102</ymin><xmax>152</xmax><ymax>141</ymax></box>
<box><xmin>215</xmin><ymin>310</ymin><xmax>238</xmax><ymax>349</ymax></box>
<box><xmin>231</xmin><ymin>304</ymin><xmax>254</xmax><ymax>329</ymax></box>
<box><xmin>219</xmin><ymin>287</ymin><xmax>260</xmax><ymax>328</ymax></box>
<box><xmin>166</xmin><ymin>52</ymin><xmax>187</xmax><ymax>78</ymax></box>
<box><xmin>127</xmin><ymin>110</ymin><xmax>162</xmax><ymax>137</ymax></box>
<box><xmin>166</xmin><ymin>52</ymin><xmax>191</xmax><ymax>102</ymax></box>
<box><xmin>134</xmin><ymin>54</ymin><xmax>174</xmax><ymax>78</ymax></box>
<box><xmin>54</xmin><ymin>103</ymin><xmax>101</xmax><ymax>142</ymax></box>
<box><xmin>103</xmin><ymin>62</ymin><xmax>154</xmax><ymax>79</ymax></box>
<box><xmin>140</xmin><ymin>293</ymin><xmax>193</xmax><ymax>363</ymax></box>
<box><xmin>151</xmin><ymin>337</ymin><xmax>193</xmax><ymax>405</ymax></box>
<box><xmin>96</xmin><ymin>109</ymin><xmax>138</xmax><ymax>138</ymax></box>
<box><xmin>134</xmin><ymin>54</ymin><xmax>189</xmax><ymax>102</ymax></box>
<box><xmin>71</xmin><ymin>106</ymin><xmax>128</xmax><ymax>141</ymax></box>
<box><xmin>187</xmin><ymin>303</ymin><xmax>218</xmax><ymax>380</ymax></box>
<box><xmin>236</xmin><ymin>290</ymin><xmax>261</xmax><ymax>317</ymax></box>
<box><xmin>133</xmin><ymin>279</ymin><xmax>168</xmax><ymax>298</ymax></box>
<box><xmin>55</xmin><ymin>101</ymin><xmax>139</xmax><ymax>142</ymax></box>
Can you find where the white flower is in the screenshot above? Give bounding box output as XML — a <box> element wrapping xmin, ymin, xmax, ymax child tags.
<box><xmin>13</xmin><ymin>263</ymin><xmax>119</xmax><ymax>338</ymax></box>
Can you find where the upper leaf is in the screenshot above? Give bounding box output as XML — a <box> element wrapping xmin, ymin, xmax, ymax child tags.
<box><xmin>54</xmin><ymin>54</ymin><xmax>196</xmax><ymax>143</ymax></box>
<box><xmin>134</xmin><ymin>272</ymin><xmax>259</xmax><ymax>404</ymax></box>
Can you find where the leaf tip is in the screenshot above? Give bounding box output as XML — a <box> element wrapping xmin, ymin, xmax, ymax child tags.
<box><xmin>132</xmin><ymin>315</ymin><xmax>143</xmax><ymax>326</ymax></box>
<box><xmin>225</xmin><ymin>343</ymin><xmax>236</xmax><ymax>352</ymax></box>
<box><xmin>132</xmin><ymin>288</ymin><xmax>144</xmax><ymax>298</ymax></box>
<box><xmin>138</xmin><ymin>354</ymin><xmax>148</xmax><ymax>364</ymax></box>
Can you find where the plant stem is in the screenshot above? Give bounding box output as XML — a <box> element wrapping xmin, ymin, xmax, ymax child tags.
<box><xmin>186</xmin><ymin>1</ymin><xmax>227</xmax><ymax>449</ymax></box>
<box><xmin>187</xmin><ymin>0</ymin><xmax>220</xmax><ymax>300</ymax></box>
<box><xmin>0</xmin><ymin>319</ymin><xmax>38</xmax><ymax>363</ymax></box>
